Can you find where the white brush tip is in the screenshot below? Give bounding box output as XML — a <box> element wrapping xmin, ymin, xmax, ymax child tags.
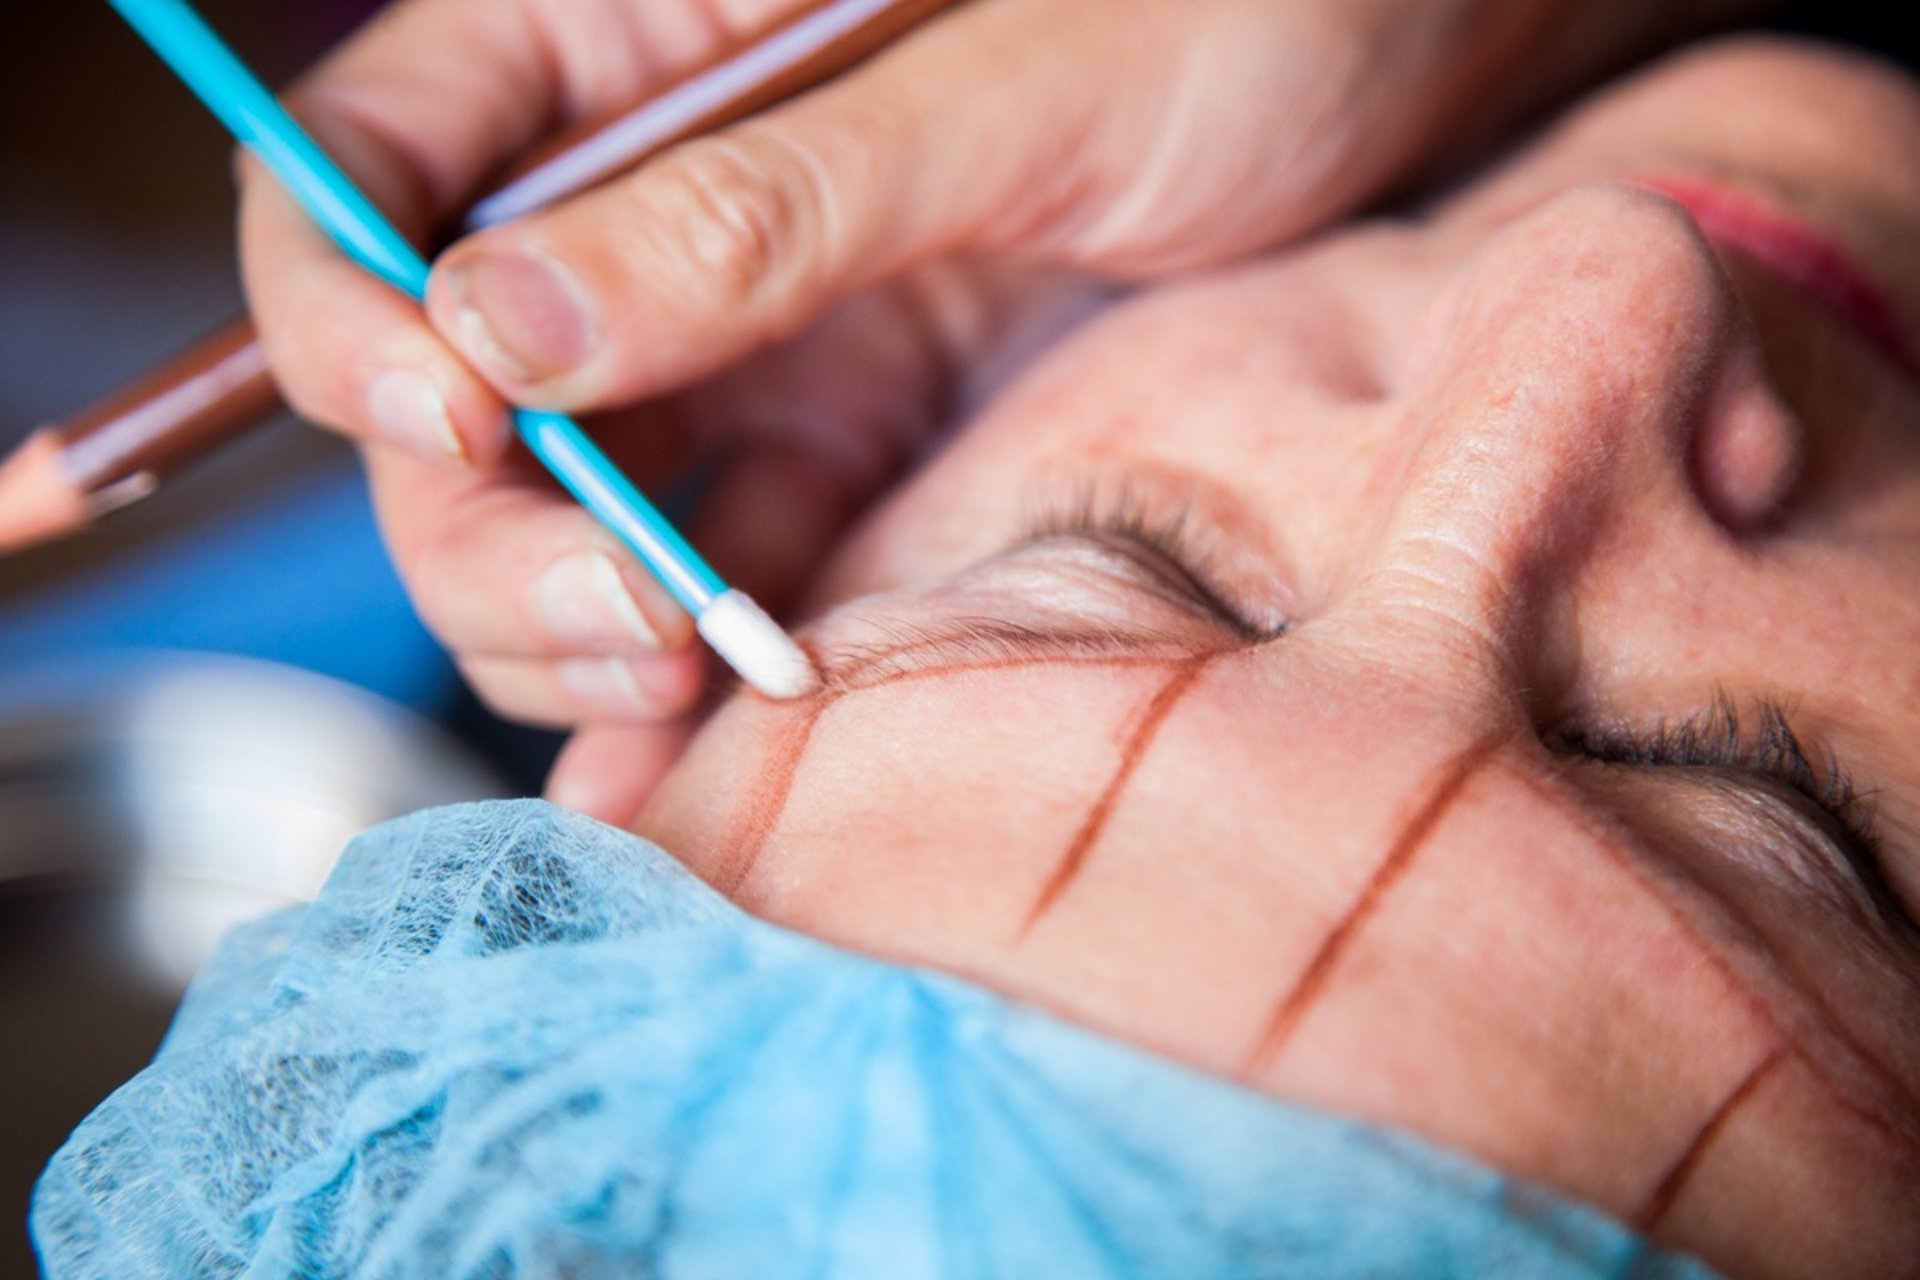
<box><xmin>696</xmin><ymin>589</ymin><xmax>818</xmax><ymax>700</ymax></box>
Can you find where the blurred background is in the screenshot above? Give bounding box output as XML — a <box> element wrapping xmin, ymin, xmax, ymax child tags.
<box><xmin>0</xmin><ymin>0</ymin><xmax>1913</xmax><ymax>1276</ymax></box>
<box><xmin>0</xmin><ymin>5</ymin><xmax>552</xmax><ymax>1273</ymax></box>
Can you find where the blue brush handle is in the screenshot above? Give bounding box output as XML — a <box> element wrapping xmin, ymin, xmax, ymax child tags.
<box><xmin>108</xmin><ymin>0</ymin><xmax>727</xmax><ymax>613</ymax></box>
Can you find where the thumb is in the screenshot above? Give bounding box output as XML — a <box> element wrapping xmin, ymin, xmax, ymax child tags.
<box><xmin>422</xmin><ymin>0</ymin><xmax>1273</xmax><ymax>410</ymax></box>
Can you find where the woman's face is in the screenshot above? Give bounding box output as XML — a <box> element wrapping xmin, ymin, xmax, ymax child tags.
<box><xmin>638</xmin><ymin>39</ymin><xmax>1920</xmax><ymax>1277</ymax></box>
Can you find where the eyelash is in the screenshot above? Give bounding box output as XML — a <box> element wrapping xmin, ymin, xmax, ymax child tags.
<box><xmin>817</xmin><ymin>486</ymin><xmax>1276</xmax><ymax>682</ymax></box>
<box><xmin>1021</xmin><ymin>483</ymin><xmax>1278</xmax><ymax>641</ymax></box>
<box><xmin>1556</xmin><ymin>695</ymin><xmax>1904</xmax><ymax>929</ymax></box>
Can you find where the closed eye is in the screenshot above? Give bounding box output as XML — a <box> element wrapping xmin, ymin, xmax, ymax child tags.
<box><xmin>1021</xmin><ymin>477</ymin><xmax>1287</xmax><ymax>642</ymax></box>
<box><xmin>1555</xmin><ymin>696</ymin><xmax>1909</xmax><ymax>936</ymax></box>
<box><xmin>805</xmin><ymin>478</ymin><xmax>1285</xmax><ymax>688</ymax></box>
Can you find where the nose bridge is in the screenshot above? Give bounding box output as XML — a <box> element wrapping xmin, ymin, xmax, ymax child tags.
<box><xmin>1362</xmin><ymin>185</ymin><xmax>1740</xmax><ymax>646</ymax></box>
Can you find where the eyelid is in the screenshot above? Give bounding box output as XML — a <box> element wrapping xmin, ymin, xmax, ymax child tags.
<box><xmin>804</xmin><ymin>538</ymin><xmax>1248</xmax><ymax>686</ymax></box>
<box><xmin>1021</xmin><ymin>484</ymin><xmax>1285</xmax><ymax>640</ymax></box>
<box><xmin>807</xmin><ymin>475</ymin><xmax>1284</xmax><ymax>685</ymax></box>
<box><xmin>1557</xmin><ymin>700</ymin><xmax>1910</xmax><ymax>935</ymax></box>
<box><xmin>1028</xmin><ymin>529</ymin><xmax>1267</xmax><ymax>640</ymax></box>
<box><xmin>1737</xmin><ymin>771</ymin><xmax>1911</xmax><ymax>931</ymax></box>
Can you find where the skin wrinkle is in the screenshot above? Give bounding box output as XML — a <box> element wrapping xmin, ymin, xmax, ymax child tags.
<box><xmin>1239</xmin><ymin>728</ymin><xmax>1512</xmax><ymax>1078</ymax></box>
<box><xmin>1505</xmin><ymin>766</ymin><xmax>1920</xmax><ymax>1151</ymax></box>
<box><xmin>1636</xmin><ymin>1045</ymin><xmax>1788</xmax><ymax>1232</ymax></box>
<box><xmin>1018</xmin><ymin>651</ymin><xmax>1220</xmax><ymax>936</ymax></box>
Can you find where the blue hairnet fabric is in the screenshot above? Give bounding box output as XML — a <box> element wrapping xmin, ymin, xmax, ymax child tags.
<box><xmin>34</xmin><ymin>800</ymin><xmax>1720</xmax><ymax>1279</ymax></box>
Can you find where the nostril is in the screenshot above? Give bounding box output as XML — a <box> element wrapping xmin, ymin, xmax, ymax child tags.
<box><xmin>1689</xmin><ymin>347</ymin><xmax>1808</xmax><ymax>532</ymax></box>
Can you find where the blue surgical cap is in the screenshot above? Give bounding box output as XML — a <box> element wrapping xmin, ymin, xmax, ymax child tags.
<box><xmin>34</xmin><ymin>800</ymin><xmax>1721</xmax><ymax>1278</ymax></box>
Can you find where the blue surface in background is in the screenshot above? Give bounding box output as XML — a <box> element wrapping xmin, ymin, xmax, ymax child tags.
<box><xmin>0</xmin><ymin>459</ymin><xmax>456</xmax><ymax>713</ymax></box>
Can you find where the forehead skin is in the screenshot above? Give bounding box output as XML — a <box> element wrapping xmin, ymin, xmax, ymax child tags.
<box><xmin>637</xmin><ymin>39</ymin><xmax>1920</xmax><ymax>1279</ymax></box>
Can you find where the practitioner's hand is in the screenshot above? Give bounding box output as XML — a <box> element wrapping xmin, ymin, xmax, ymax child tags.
<box><xmin>237</xmin><ymin>0</ymin><xmax>1759</xmax><ymax>823</ymax></box>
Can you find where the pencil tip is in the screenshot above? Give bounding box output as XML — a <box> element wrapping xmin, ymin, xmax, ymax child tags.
<box><xmin>0</xmin><ymin>429</ymin><xmax>90</xmax><ymax>554</ymax></box>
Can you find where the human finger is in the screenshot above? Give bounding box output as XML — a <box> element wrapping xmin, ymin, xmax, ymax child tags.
<box><xmin>240</xmin><ymin>0</ymin><xmax>817</xmax><ymax>461</ymax></box>
<box><xmin>458</xmin><ymin>650</ymin><xmax>708</xmax><ymax>729</ymax></box>
<box><xmin>545</xmin><ymin>721</ymin><xmax>698</xmax><ymax>827</ymax></box>
<box><xmin>357</xmin><ymin>261</ymin><xmax>1020</xmax><ymax>675</ymax></box>
<box><xmin>423</xmin><ymin>0</ymin><xmax>1195</xmax><ymax>410</ymax></box>
<box><xmin>363</xmin><ymin>441</ymin><xmax>697</xmax><ymax>662</ymax></box>
<box><xmin>427</xmin><ymin>0</ymin><xmax>1780</xmax><ymax>416</ymax></box>
<box><xmin>240</xmin><ymin>157</ymin><xmax>511</xmax><ymax>465</ymax></box>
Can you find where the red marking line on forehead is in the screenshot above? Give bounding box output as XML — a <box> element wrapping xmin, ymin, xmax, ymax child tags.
<box><xmin>1019</xmin><ymin>652</ymin><xmax>1219</xmax><ymax>936</ymax></box>
<box><xmin>711</xmin><ymin>704</ymin><xmax>828</xmax><ymax>898</ymax></box>
<box><xmin>1238</xmin><ymin>729</ymin><xmax>1511</xmax><ymax>1079</ymax></box>
<box><xmin>1504</xmin><ymin>768</ymin><xmax>1920</xmax><ymax>1150</ymax></box>
<box><xmin>1636</xmin><ymin>1045</ymin><xmax>1787</xmax><ymax>1231</ymax></box>
<box><xmin>718</xmin><ymin>636</ymin><xmax>1920</xmax><ymax>1224</ymax></box>
<box><xmin>718</xmin><ymin>648</ymin><xmax>1192</xmax><ymax>900</ymax></box>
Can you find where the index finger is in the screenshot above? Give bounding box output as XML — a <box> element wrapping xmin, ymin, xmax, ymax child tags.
<box><xmin>239</xmin><ymin>0</ymin><xmax>816</xmax><ymax>458</ymax></box>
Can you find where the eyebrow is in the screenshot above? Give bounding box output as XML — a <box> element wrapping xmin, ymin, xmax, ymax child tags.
<box><xmin>711</xmin><ymin>642</ymin><xmax>1189</xmax><ymax>897</ymax></box>
<box><xmin>810</xmin><ymin>616</ymin><xmax>1201</xmax><ymax>692</ymax></box>
<box><xmin>1229</xmin><ymin>739</ymin><xmax>1920</xmax><ymax>1229</ymax></box>
<box><xmin>796</xmin><ymin>492</ymin><xmax>1282</xmax><ymax>693</ymax></box>
<box><xmin>721</xmin><ymin>513</ymin><xmax>1267</xmax><ymax>897</ymax></box>
<box><xmin>1503</xmin><ymin>766</ymin><xmax>1920</xmax><ymax>1216</ymax></box>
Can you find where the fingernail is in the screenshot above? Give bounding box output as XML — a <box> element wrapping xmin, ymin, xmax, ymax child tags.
<box><xmin>444</xmin><ymin>248</ymin><xmax>597</xmax><ymax>383</ymax></box>
<box><xmin>557</xmin><ymin>656</ymin><xmax>679</xmax><ymax>714</ymax></box>
<box><xmin>533</xmin><ymin>551</ymin><xmax>662</xmax><ymax>650</ymax></box>
<box><xmin>366</xmin><ymin>368</ymin><xmax>466</xmax><ymax>462</ymax></box>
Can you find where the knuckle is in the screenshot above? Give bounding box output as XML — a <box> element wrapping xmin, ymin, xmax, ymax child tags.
<box><xmin>631</xmin><ymin>132</ymin><xmax>831</xmax><ymax>324</ymax></box>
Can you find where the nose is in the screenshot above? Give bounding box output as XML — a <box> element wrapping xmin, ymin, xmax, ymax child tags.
<box><xmin>1356</xmin><ymin>183</ymin><xmax>1803</xmax><ymax>658</ymax></box>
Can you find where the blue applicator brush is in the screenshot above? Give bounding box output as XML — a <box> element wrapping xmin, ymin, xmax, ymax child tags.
<box><xmin>109</xmin><ymin>0</ymin><xmax>818</xmax><ymax>700</ymax></box>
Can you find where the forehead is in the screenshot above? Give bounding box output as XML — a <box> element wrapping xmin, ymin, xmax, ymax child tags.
<box><xmin>649</xmin><ymin>642</ymin><xmax>1914</xmax><ymax>1228</ymax></box>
